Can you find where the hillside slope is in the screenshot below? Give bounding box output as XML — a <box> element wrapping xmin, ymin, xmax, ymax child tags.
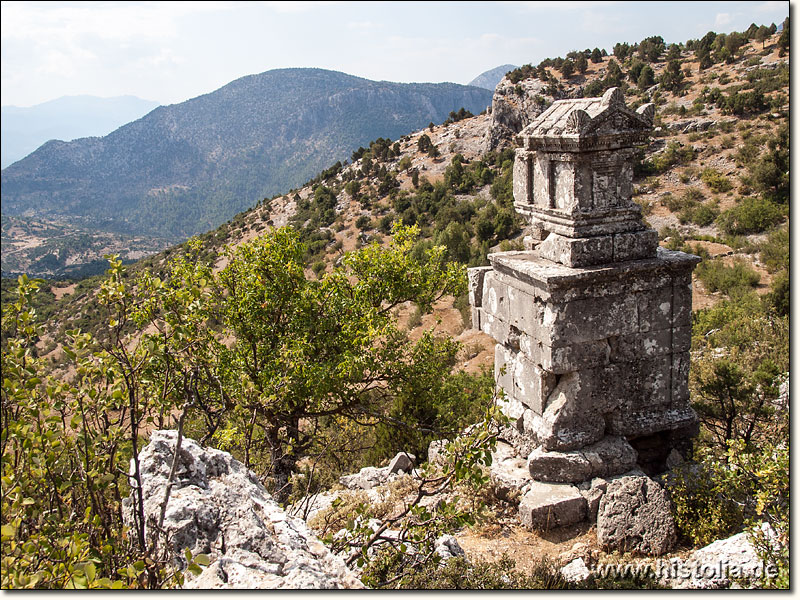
<box><xmin>1</xmin><ymin>68</ymin><xmax>491</xmax><ymax>240</ymax></box>
<box><xmin>1</xmin><ymin>95</ymin><xmax>160</xmax><ymax>169</ymax></box>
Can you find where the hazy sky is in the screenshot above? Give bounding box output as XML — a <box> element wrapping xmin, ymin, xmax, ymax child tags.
<box><xmin>1</xmin><ymin>1</ymin><xmax>790</xmax><ymax>107</ymax></box>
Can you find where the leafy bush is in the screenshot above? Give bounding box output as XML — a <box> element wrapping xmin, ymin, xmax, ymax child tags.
<box><xmin>364</xmin><ymin>554</ymin><xmax>570</xmax><ymax>590</ymax></box>
<box><xmin>758</xmin><ymin>226</ymin><xmax>789</xmax><ymax>273</ymax></box>
<box><xmin>700</xmin><ymin>168</ymin><xmax>733</xmax><ymax>193</ymax></box>
<box><xmin>715</xmin><ymin>196</ymin><xmax>783</xmax><ymax>235</ymax></box>
<box><xmin>695</xmin><ymin>257</ymin><xmax>760</xmax><ymax>296</ymax></box>
<box><xmin>1</xmin><ymin>274</ymin><xmax>200</xmax><ymax>589</ymax></box>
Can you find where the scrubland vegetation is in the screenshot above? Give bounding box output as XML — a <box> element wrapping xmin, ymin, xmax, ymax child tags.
<box><xmin>1</xmin><ymin>17</ymin><xmax>789</xmax><ymax>589</ymax></box>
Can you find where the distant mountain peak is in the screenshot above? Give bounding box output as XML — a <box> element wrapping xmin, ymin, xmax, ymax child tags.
<box><xmin>468</xmin><ymin>65</ymin><xmax>519</xmax><ymax>91</ymax></box>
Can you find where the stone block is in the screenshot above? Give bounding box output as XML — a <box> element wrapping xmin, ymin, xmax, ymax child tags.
<box><xmin>506</xmin><ymin>285</ymin><xmax>546</xmax><ymax>339</ymax></box>
<box><xmin>480</xmin><ymin>311</ymin><xmax>511</xmax><ymax>342</ymax></box>
<box><xmin>538</xmin><ymin>371</ymin><xmax>605</xmax><ymax>451</ymax></box>
<box><xmin>673</xmin><ymin>326</ymin><xmax>692</xmax><ymax>353</ymax></box>
<box><xmin>637</xmin><ymin>287</ymin><xmax>673</xmax><ymax>333</ymax></box>
<box><xmin>518</xmin><ymin>482</ymin><xmax>587</xmax><ymax>530</ymax></box>
<box><xmin>481</xmin><ymin>271</ymin><xmax>509</xmax><ymax>322</ymax></box>
<box><xmin>672</xmin><ymin>282</ymin><xmax>692</xmax><ymax>327</ymax></box>
<box><xmin>512</xmin><ymin>353</ymin><xmax>557</xmax><ymax>415</ymax></box>
<box><xmin>581</xmin><ymin>436</ymin><xmax>638</xmax><ymax>478</ymax></box>
<box><xmin>608</xmin><ymin>330</ymin><xmax>672</xmax><ymax>363</ymax></box>
<box><xmin>490</xmin><ymin>442</ymin><xmax>531</xmax><ymax>502</ymax></box>
<box><xmin>470</xmin><ymin>306</ymin><xmax>482</xmax><ymax>331</ymax></box>
<box><xmin>521</xmin><ymin>336</ymin><xmax>611</xmax><ymax>374</ymax></box>
<box><xmin>550</xmin><ymin>293</ymin><xmax>639</xmax><ymax>345</ymax></box>
<box><xmin>606</xmin><ymin>404</ymin><xmax>699</xmax><ymax>438</ymax></box>
<box><xmin>613</xmin><ymin>229</ymin><xmax>658</xmax><ymax>262</ymax></box>
<box><xmin>579</xmin><ymin>477</ymin><xmax>609</xmax><ymax>521</ymax></box>
<box><xmin>594</xmin><ymin>356</ymin><xmax>672</xmax><ymax>413</ymax></box>
<box><xmin>528</xmin><ymin>447</ymin><xmax>593</xmax><ymax>483</ymax></box>
<box><xmin>467</xmin><ymin>266</ymin><xmax>492</xmax><ymax>308</ymax></box>
<box><xmin>597</xmin><ymin>475</ymin><xmax>676</xmax><ymax>556</ymax></box>
<box><xmin>527</xmin><ymin>436</ymin><xmax>637</xmax><ymax>484</ymax></box>
<box><xmin>671</xmin><ymin>351</ymin><xmax>691</xmax><ymax>405</ymax></box>
<box><xmin>494</xmin><ymin>344</ymin><xmax>515</xmax><ymax>392</ymax></box>
<box><xmin>539</xmin><ymin>232</ymin><xmax>613</xmax><ymax>268</ymax></box>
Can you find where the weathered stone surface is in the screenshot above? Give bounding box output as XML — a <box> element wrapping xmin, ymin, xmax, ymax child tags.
<box><xmin>528</xmin><ymin>436</ymin><xmax>637</xmax><ymax>483</ymax></box>
<box><xmin>582</xmin><ymin>436</ymin><xmax>638</xmax><ymax>478</ymax></box>
<box><xmin>519</xmin><ymin>481</ymin><xmax>587</xmax><ymax>530</ymax></box>
<box><xmin>490</xmin><ymin>441</ymin><xmax>530</xmax><ymax>502</ymax></box>
<box><xmin>427</xmin><ymin>439</ymin><xmax>448</xmax><ymax>466</ymax></box>
<box><xmin>560</xmin><ymin>557</ymin><xmax>592</xmax><ymax>583</ymax></box>
<box><xmin>613</xmin><ymin>229</ymin><xmax>658</xmax><ymax>262</ymax></box>
<box><xmin>579</xmin><ymin>478</ymin><xmax>607</xmax><ymax>521</ymax></box>
<box><xmin>539</xmin><ymin>232</ymin><xmax>614</xmax><ymax>268</ymax></box>
<box><xmin>528</xmin><ymin>447</ymin><xmax>592</xmax><ymax>483</ymax></box>
<box><xmin>663</xmin><ymin>523</ymin><xmax>780</xmax><ymax>589</ymax></box>
<box><xmin>596</xmin><ymin>475</ymin><xmax>676</xmax><ymax>556</ymax></box>
<box><xmin>537</xmin><ymin>371</ymin><xmax>605</xmax><ymax>451</ymax></box>
<box><xmin>434</xmin><ymin>535</ymin><xmax>466</xmax><ymax>561</ymax></box>
<box><xmin>387</xmin><ymin>451</ymin><xmax>416</xmax><ymax>475</ymax></box>
<box><xmin>339</xmin><ymin>466</ymin><xmax>396</xmax><ymax>490</ymax></box>
<box><xmin>128</xmin><ymin>431</ymin><xmax>363</xmax><ymax>589</ymax></box>
<box><xmin>467</xmin><ymin>266</ymin><xmax>492</xmax><ymax>308</ymax></box>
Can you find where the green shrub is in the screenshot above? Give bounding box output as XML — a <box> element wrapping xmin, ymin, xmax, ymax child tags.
<box><xmin>364</xmin><ymin>554</ymin><xmax>570</xmax><ymax>590</ymax></box>
<box><xmin>716</xmin><ymin>196</ymin><xmax>783</xmax><ymax>235</ymax></box>
<box><xmin>355</xmin><ymin>214</ymin><xmax>371</xmax><ymax>230</ymax></box>
<box><xmin>695</xmin><ymin>257</ymin><xmax>760</xmax><ymax>295</ymax></box>
<box><xmin>700</xmin><ymin>168</ymin><xmax>733</xmax><ymax>193</ymax></box>
<box><xmin>758</xmin><ymin>226</ymin><xmax>789</xmax><ymax>273</ymax></box>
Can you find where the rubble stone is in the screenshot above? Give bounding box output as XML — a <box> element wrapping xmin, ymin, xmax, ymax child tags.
<box><xmin>596</xmin><ymin>475</ymin><xmax>676</xmax><ymax>556</ymax></box>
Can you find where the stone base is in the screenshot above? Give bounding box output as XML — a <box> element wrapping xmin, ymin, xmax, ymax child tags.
<box><xmin>518</xmin><ymin>481</ymin><xmax>587</xmax><ymax>530</ymax></box>
<box><xmin>527</xmin><ymin>436</ymin><xmax>637</xmax><ymax>483</ymax></box>
<box><xmin>469</xmin><ymin>248</ymin><xmax>700</xmax><ymax>451</ymax></box>
<box><xmin>538</xmin><ymin>229</ymin><xmax>658</xmax><ymax>268</ymax></box>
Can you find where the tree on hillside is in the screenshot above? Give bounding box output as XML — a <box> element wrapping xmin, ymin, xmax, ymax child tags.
<box><xmin>575</xmin><ymin>53</ymin><xmax>588</xmax><ymax>74</ymax></box>
<box><xmin>637</xmin><ymin>65</ymin><xmax>656</xmax><ymax>90</ymax></box>
<box><xmin>142</xmin><ymin>225</ymin><xmax>468</xmax><ymax>501</ymax></box>
<box><xmin>590</xmin><ymin>47</ymin><xmax>603</xmax><ymax>63</ymax></box>
<box><xmin>604</xmin><ymin>59</ymin><xmax>624</xmax><ymax>87</ymax></box>
<box><xmin>778</xmin><ymin>17</ymin><xmax>789</xmax><ymax>55</ymax></box>
<box><xmin>559</xmin><ymin>59</ymin><xmax>575</xmax><ymax>78</ymax></box>
<box><xmin>755</xmin><ymin>25</ymin><xmax>770</xmax><ymax>49</ymax></box>
<box><xmin>659</xmin><ymin>59</ymin><xmax>685</xmax><ymax>92</ymax></box>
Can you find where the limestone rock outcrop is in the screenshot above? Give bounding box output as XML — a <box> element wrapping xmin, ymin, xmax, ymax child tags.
<box><xmin>126</xmin><ymin>430</ymin><xmax>363</xmax><ymax>589</ymax></box>
<box><xmin>485</xmin><ymin>77</ymin><xmax>558</xmax><ymax>151</ymax></box>
<box><xmin>663</xmin><ymin>523</ymin><xmax>780</xmax><ymax>589</ymax></box>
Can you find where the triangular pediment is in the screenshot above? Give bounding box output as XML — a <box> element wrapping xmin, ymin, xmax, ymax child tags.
<box><xmin>580</xmin><ymin>107</ymin><xmax>652</xmax><ymax>137</ymax></box>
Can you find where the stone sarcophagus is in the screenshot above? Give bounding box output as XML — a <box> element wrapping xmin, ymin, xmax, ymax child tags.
<box><xmin>471</xmin><ymin>88</ymin><xmax>699</xmax><ymax>484</ymax></box>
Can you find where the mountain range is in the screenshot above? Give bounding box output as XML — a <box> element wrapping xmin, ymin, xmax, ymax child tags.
<box><xmin>1</xmin><ymin>68</ymin><xmax>492</xmax><ymax>239</ymax></box>
<box><xmin>1</xmin><ymin>95</ymin><xmax>160</xmax><ymax>169</ymax></box>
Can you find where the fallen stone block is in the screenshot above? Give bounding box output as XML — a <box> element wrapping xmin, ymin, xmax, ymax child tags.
<box><xmin>387</xmin><ymin>451</ymin><xmax>416</xmax><ymax>475</ymax></box>
<box><xmin>597</xmin><ymin>475</ymin><xmax>676</xmax><ymax>556</ymax></box>
<box><xmin>560</xmin><ymin>557</ymin><xmax>592</xmax><ymax>584</ymax></box>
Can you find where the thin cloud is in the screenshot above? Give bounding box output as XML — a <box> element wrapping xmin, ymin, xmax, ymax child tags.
<box><xmin>715</xmin><ymin>12</ymin><xmax>734</xmax><ymax>27</ymax></box>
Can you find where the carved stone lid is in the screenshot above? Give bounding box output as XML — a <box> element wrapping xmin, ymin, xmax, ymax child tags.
<box><xmin>517</xmin><ymin>88</ymin><xmax>654</xmax><ymax>152</ymax></box>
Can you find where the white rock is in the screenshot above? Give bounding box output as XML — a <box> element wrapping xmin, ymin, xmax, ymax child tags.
<box><xmin>126</xmin><ymin>431</ymin><xmax>363</xmax><ymax>589</ymax></box>
<box><xmin>560</xmin><ymin>557</ymin><xmax>591</xmax><ymax>583</ymax></box>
